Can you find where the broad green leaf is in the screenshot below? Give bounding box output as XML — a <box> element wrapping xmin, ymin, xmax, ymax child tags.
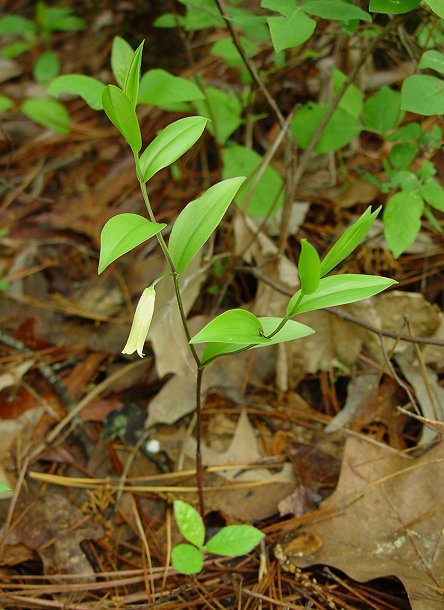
<box><xmin>195</xmin><ymin>87</ymin><xmax>242</xmax><ymax>145</ymax></box>
<box><xmin>102</xmin><ymin>85</ymin><xmax>142</xmax><ymax>153</ymax></box>
<box><xmin>222</xmin><ymin>145</ymin><xmax>284</xmax><ymax>217</ymax></box>
<box><xmin>292</xmin><ymin>103</ymin><xmax>361</xmax><ymax>152</ymax></box>
<box><xmin>418</xmin><ymin>160</ymin><xmax>436</xmax><ymax>181</ymax></box>
<box><xmin>401</xmin><ymin>75</ymin><xmax>444</xmax><ymax>116</ymax></box>
<box><xmin>1</xmin><ymin>41</ymin><xmax>30</xmax><ymax>58</ymax></box>
<box><xmin>21</xmin><ymin>98</ymin><xmax>70</xmax><ymax>134</ymax></box>
<box><xmin>363</xmin><ymin>87</ymin><xmax>403</xmax><ymax>133</ymax></box>
<box><xmin>32</xmin><ymin>50</ymin><xmax>60</xmax><ymax>84</ymax></box>
<box><xmin>383</xmin><ymin>191</ymin><xmax>424</xmax><ymax>258</ymax></box>
<box><xmin>261</xmin><ymin>0</ymin><xmax>295</xmax><ymax>17</ymax></box>
<box><xmin>140</xmin><ymin>116</ymin><xmax>208</xmax><ymax>182</ymax></box>
<box><xmin>201</xmin><ymin>317</ymin><xmax>314</xmax><ymax>364</ymax></box>
<box><xmin>138</xmin><ymin>69</ymin><xmax>204</xmax><ymax>109</ymax></box>
<box><xmin>211</xmin><ymin>36</ymin><xmax>259</xmax><ymax>70</ymax></box>
<box><xmin>153</xmin><ymin>13</ymin><xmax>180</xmax><ymax>28</ymax></box>
<box><xmin>333</xmin><ymin>69</ymin><xmax>363</xmax><ymax>118</ymax></box>
<box><xmin>320</xmin><ymin>207</ymin><xmax>380</xmax><ymax>276</ymax></box>
<box><xmin>0</xmin><ymin>483</ymin><xmax>11</xmax><ymax>493</ymax></box>
<box><xmin>386</xmin><ymin>122</ymin><xmax>421</xmax><ymax>142</ymax></box>
<box><xmin>111</xmin><ymin>36</ymin><xmax>134</xmax><ymax>88</ymax></box>
<box><xmin>206</xmin><ymin>525</ymin><xmax>264</xmax><ymax>557</ymax></box>
<box><xmin>419</xmin><ymin>50</ymin><xmax>444</xmax><ymax>75</ymax></box>
<box><xmin>369</xmin><ymin>0</ymin><xmax>420</xmax><ymax>14</ymax></box>
<box><xmin>421</xmin><ymin>179</ymin><xmax>444</xmax><ymax>212</ymax></box>
<box><xmin>287</xmin><ymin>274</ymin><xmax>396</xmax><ymax>316</ymax></box>
<box><xmin>123</xmin><ymin>41</ymin><xmax>144</xmax><ymax>107</ymax></box>
<box><xmin>171</xmin><ymin>544</ymin><xmax>203</xmax><ymax>574</ymax></box>
<box><xmin>0</xmin><ymin>15</ymin><xmax>37</xmax><ymax>35</ymax></box>
<box><xmin>98</xmin><ymin>214</ymin><xmax>166</xmax><ymax>273</ymax></box>
<box><xmin>169</xmin><ymin>177</ymin><xmax>245</xmax><ymax>272</ymax></box>
<box><xmin>298</xmin><ymin>239</ymin><xmax>320</xmax><ymax>294</ymax></box>
<box><xmin>36</xmin><ymin>3</ymin><xmax>85</xmax><ymax>32</ymax></box>
<box><xmin>0</xmin><ymin>95</ymin><xmax>13</xmax><ymax>112</ymax></box>
<box><xmin>302</xmin><ymin>1</ymin><xmax>371</xmax><ymax>22</ymax></box>
<box><xmin>390</xmin><ymin>170</ymin><xmax>420</xmax><ymax>191</ymax></box>
<box><xmin>190</xmin><ymin>309</ymin><xmax>270</xmax><ymax>345</ymax></box>
<box><xmin>181</xmin><ymin>0</ymin><xmax>224</xmax><ymax>31</ymax></box>
<box><xmin>48</xmin><ymin>75</ymin><xmax>106</xmax><ymax>110</ymax></box>
<box><xmin>267</xmin><ymin>9</ymin><xmax>316</xmax><ymax>53</ymax></box>
<box><xmin>389</xmin><ymin>142</ymin><xmax>417</xmax><ymax>170</ymax></box>
<box><xmin>174</xmin><ymin>500</ymin><xmax>205</xmax><ymax>548</ymax></box>
<box><xmin>424</xmin><ymin>0</ymin><xmax>444</xmax><ymax>17</ymax></box>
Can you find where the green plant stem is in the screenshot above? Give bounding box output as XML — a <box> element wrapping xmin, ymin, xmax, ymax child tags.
<box><xmin>138</xmin><ymin>173</ymin><xmax>206</xmax><ymax>516</ymax></box>
<box><xmin>264</xmin><ymin>315</ymin><xmax>289</xmax><ymax>340</ymax></box>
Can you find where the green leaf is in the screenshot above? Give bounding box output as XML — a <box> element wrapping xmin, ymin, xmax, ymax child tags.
<box><xmin>298</xmin><ymin>239</ymin><xmax>321</xmax><ymax>295</ymax></box>
<box><xmin>287</xmin><ymin>274</ymin><xmax>396</xmax><ymax>316</ymax></box>
<box><xmin>32</xmin><ymin>51</ymin><xmax>60</xmax><ymax>84</ymax></box>
<box><xmin>424</xmin><ymin>0</ymin><xmax>444</xmax><ymax>18</ymax></box>
<box><xmin>102</xmin><ymin>85</ymin><xmax>142</xmax><ymax>153</ymax></box>
<box><xmin>401</xmin><ymin>75</ymin><xmax>444</xmax><ymax>116</ymax></box>
<box><xmin>320</xmin><ymin>207</ymin><xmax>380</xmax><ymax>276</ymax></box>
<box><xmin>369</xmin><ymin>0</ymin><xmax>420</xmax><ymax>14</ymax></box>
<box><xmin>292</xmin><ymin>103</ymin><xmax>361</xmax><ymax>153</ymax></box>
<box><xmin>0</xmin><ymin>95</ymin><xmax>14</xmax><ymax>112</ymax></box>
<box><xmin>267</xmin><ymin>9</ymin><xmax>316</xmax><ymax>53</ymax></box>
<box><xmin>190</xmin><ymin>309</ymin><xmax>270</xmax><ymax>345</ymax></box>
<box><xmin>201</xmin><ymin>317</ymin><xmax>315</xmax><ymax>364</ymax></box>
<box><xmin>418</xmin><ymin>160</ymin><xmax>436</xmax><ymax>181</ymax></box>
<box><xmin>211</xmin><ymin>36</ymin><xmax>259</xmax><ymax>70</ymax></box>
<box><xmin>333</xmin><ymin>69</ymin><xmax>363</xmax><ymax>118</ymax></box>
<box><xmin>222</xmin><ymin>145</ymin><xmax>284</xmax><ymax>217</ymax></box>
<box><xmin>302</xmin><ymin>1</ymin><xmax>371</xmax><ymax>22</ymax></box>
<box><xmin>140</xmin><ymin>116</ymin><xmax>208</xmax><ymax>182</ymax></box>
<box><xmin>138</xmin><ymin>69</ymin><xmax>204</xmax><ymax>109</ymax></box>
<box><xmin>153</xmin><ymin>13</ymin><xmax>180</xmax><ymax>28</ymax></box>
<box><xmin>0</xmin><ymin>15</ymin><xmax>37</xmax><ymax>35</ymax></box>
<box><xmin>363</xmin><ymin>87</ymin><xmax>403</xmax><ymax>133</ymax></box>
<box><xmin>36</xmin><ymin>3</ymin><xmax>85</xmax><ymax>32</ymax></box>
<box><xmin>195</xmin><ymin>87</ymin><xmax>243</xmax><ymax>145</ymax></box>
<box><xmin>421</xmin><ymin>179</ymin><xmax>444</xmax><ymax>212</ymax></box>
<box><xmin>389</xmin><ymin>142</ymin><xmax>417</xmax><ymax>170</ymax></box>
<box><xmin>206</xmin><ymin>525</ymin><xmax>264</xmax><ymax>557</ymax></box>
<box><xmin>390</xmin><ymin>170</ymin><xmax>420</xmax><ymax>191</ymax></box>
<box><xmin>123</xmin><ymin>41</ymin><xmax>144</xmax><ymax>107</ymax></box>
<box><xmin>98</xmin><ymin>214</ymin><xmax>166</xmax><ymax>274</ymax></box>
<box><xmin>383</xmin><ymin>191</ymin><xmax>424</xmax><ymax>258</ymax></box>
<box><xmin>180</xmin><ymin>0</ymin><xmax>224</xmax><ymax>31</ymax></box>
<box><xmin>174</xmin><ymin>500</ymin><xmax>205</xmax><ymax>548</ymax></box>
<box><xmin>419</xmin><ymin>50</ymin><xmax>444</xmax><ymax>75</ymax></box>
<box><xmin>169</xmin><ymin>177</ymin><xmax>245</xmax><ymax>273</ymax></box>
<box><xmin>424</xmin><ymin>206</ymin><xmax>443</xmax><ymax>233</ymax></box>
<box><xmin>111</xmin><ymin>36</ymin><xmax>134</xmax><ymax>88</ymax></box>
<box><xmin>386</xmin><ymin>122</ymin><xmax>421</xmax><ymax>142</ymax></box>
<box><xmin>21</xmin><ymin>98</ymin><xmax>70</xmax><ymax>134</ymax></box>
<box><xmin>48</xmin><ymin>75</ymin><xmax>106</xmax><ymax>111</ymax></box>
<box><xmin>261</xmin><ymin>0</ymin><xmax>295</xmax><ymax>17</ymax></box>
<box><xmin>0</xmin><ymin>483</ymin><xmax>11</xmax><ymax>493</ymax></box>
<box><xmin>171</xmin><ymin>544</ymin><xmax>204</xmax><ymax>574</ymax></box>
<box><xmin>1</xmin><ymin>41</ymin><xmax>30</xmax><ymax>58</ymax></box>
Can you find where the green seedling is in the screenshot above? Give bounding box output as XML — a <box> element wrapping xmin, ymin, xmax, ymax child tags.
<box><xmin>0</xmin><ymin>1</ymin><xmax>85</xmax><ymax>133</ymax></box>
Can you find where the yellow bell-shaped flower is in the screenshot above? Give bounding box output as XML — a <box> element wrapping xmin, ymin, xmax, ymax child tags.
<box><xmin>122</xmin><ymin>286</ymin><xmax>156</xmax><ymax>357</ymax></box>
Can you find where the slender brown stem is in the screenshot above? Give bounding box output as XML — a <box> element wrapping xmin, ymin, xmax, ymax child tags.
<box><xmin>195</xmin><ymin>367</ymin><xmax>206</xmax><ymax>519</ymax></box>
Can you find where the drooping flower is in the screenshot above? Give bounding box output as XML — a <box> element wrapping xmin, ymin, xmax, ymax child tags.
<box><xmin>122</xmin><ymin>286</ymin><xmax>156</xmax><ymax>357</ymax></box>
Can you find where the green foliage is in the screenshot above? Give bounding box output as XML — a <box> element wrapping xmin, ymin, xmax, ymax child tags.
<box><xmin>172</xmin><ymin>544</ymin><xmax>204</xmax><ymax>574</ymax></box>
<box><xmin>21</xmin><ymin>98</ymin><xmax>70</xmax><ymax>134</ymax></box>
<box><xmin>266</xmin><ymin>6</ymin><xmax>316</xmax><ymax>53</ymax></box>
<box><xmin>168</xmin><ymin>177</ymin><xmax>245</xmax><ymax>272</ymax></box>
<box><xmin>123</xmin><ymin>41</ymin><xmax>144</xmax><ymax>107</ymax></box>
<box><xmin>383</xmin><ymin>191</ymin><xmax>424</xmax><ymax>257</ymax></box>
<box><xmin>0</xmin><ymin>95</ymin><xmax>14</xmax><ymax>112</ymax></box>
<box><xmin>111</xmin><ymin>36</ymin><xmax>134</xmax><ymax>88</ymax></box>
<box><xmin>195</xmin><ymin>87</ymin><xmax>243</xmax><ymax>144</ymax></box>
<box><xmin>32</xmin><ymin>50</ymin><xmax>60</xmax><ymax>83</ymax></box>
<box><xmin>0</xmin><ymin>483</ymin><xmax>11</xmax><ymax>493</ymax></box>
<box><xmin>401</xmin><ymin>75</ymin><xmax>444</xmax><ymax>116</ymax></box>
<box><xmin>102</xmin><ymin>85</ymin><xmax>142</xmax><ymax>153</ymax></box>
<box><xmin>98</xmin><ymin>215</ymin><xmax>166</xmax><ymax>274</ymax></box>
<box><xmin>298</xmin><ymin>239</ymin><xmax>321</xmax><ymax>295</ymax></box>
<box><xmin>362</xmin><ymin>87</ymin><xmax>403</xmax><ymax>133</ymax></box>
<box><xmin>190</xmin><ymin>309</ymin><xmax>270</xmax><ymax>345</ymax></box>
<box><xmin>369</xmin><ymin>0</ymin><xmax>420</xmax><ymax>14</ymax></box>
<box><xmin>174</xmin><ymin>500</ymin><xmax>205</xmax><ymax>547</ymax></box>
<box><xmin>138</xmin><ymin>69</ymin><xmax>204</xmax><ymax>109</ymax></box>
<box><xmin>302</xmin><ymin>1</ymin><xmax>371</xmax><ymax>22</ymax></box>
<box><xmin>419</xmin><ymin>50</ymin><xmax>444</xmax><ymax>74</ymax></box>
<box><xmin>205</xmin><ymin>525</ymin><xmax>264</xmax><ymax>556</ymax></box>
<box><xmin>48</xmin><ymin>75</ymin><xmax>106</xmax><ymax>110</ymax></box>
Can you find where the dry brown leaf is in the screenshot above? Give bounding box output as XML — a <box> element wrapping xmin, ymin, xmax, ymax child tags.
<box><xmin>276</xmin><ymin>437</ymin><xmax>444</xmax><ymax>610</ymax></box>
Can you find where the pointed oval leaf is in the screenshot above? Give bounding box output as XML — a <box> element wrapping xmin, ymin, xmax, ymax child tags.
<box><xmin>123</xmin><ymin>41</ymin><xmax>144</xmax><ymax>107</ymax></box>
<box><xmin>206</xmin><ymin>525</ymin><xmax>264</xmax><ymax>557</ymax></box>
<box><xmin>33</xmin><ymin>50</ymin><xmax>60</xmax><ymax>84</ymax></box>
<box><xmin>383</xmin><ymin>191</ymin><xmax>424</xmax><ymax>258</ymax></box>
<box><xmin>201</xmin><ymin>317</ymin><xmax>315</xmax><ymax>365</ymax></box>
<box><xmin>363</xmin><ymin>87</ymin><xmax>402</xmax><ymax>133</ymax></box>
<box><xmin>48</xmin><ymin>74</ymin><xmax>106</xmax><ymax>110</ymax></box>
<box><xmin>102</xmin><ymin>85</ymin><xmax>142</xmax><ymax>152</ymax></box>
<box><xmin>140</xmin><ymin>116</ymin><xmax>208</xmax><ymax>183</ymax></box>
<box><xmin>421</xmin><ymin>179</ymin><xmax>444</xmax><ymax>212</ymax></box>
<box><xmin>99</xmin><ymin>213</ymin><xmax>166</xmax><ymax>273</ymax></box>
<box><xmin>111</xmin><ymin>36</ymin><xmax>134</xmax><ymax>88</ymax></box>
<box><xmin>287</xmin><ymin>275</ymin><xmax>397</xmax><ymax>316</ymax></box>
<box><xmin>267</xmin><ymin>10</ymin><xmax>316</xmax><ymax>53</ymax></box>
<box><xmin>169</xmin><ymin>177</ymin><xmax>245</xmax><ymax>273</ymax></box>
<box><xmin>190</xmin><ymin>309</ymin><xmax>270</xmax><ymax>345</ymax></box>
<box><xmin>320</xmin><ymin>207</ymin><xmax>380</xmax><ymax>276</ymax></box>
<box><xmin>138</xmin><ymin>69</ymin><xmax>204</xmax><ymax>108</ymax></box>
<box><xmin>369</xmin><ymin>0</ymin><xmax>420</xmax><ymax>13</ymax></box>
<box><xmin>171</xmin><ymin>544</ymin><xmax>204</xmax><ymax>574</ymax></box>
<box><xmin>401</xmin><ymin>75</ymin><xmax>444</xmax><ymax>116</ymax></box>
<box><xmin>302</xmin><ymin>0</ymin><xmax>371</xmax><ymax>21</ymax></box>
<box><xmin>424</xmin><ymin>0</ymin><xmax>444</xmax><ymax>18</ymax></box>
<box><xmin>174</xmin><ymin>500</ymin><xmax>205</xmax><ymax>548</ymax></box>
<box><xmin>0</xmin><ymin>95</ymin><xmax>14</xmax><ymax>113</ymax></box>
<box><xmin>21</xmin><ymin>98</ymin><xmax>70</xmax><ymax>134</ymax></box>
<box><xmin>418</xmin><ymin>50</ymin><xmax>444</xmax><ymax>75</ymax></box>
<box><xmin>298</xmin><ymin>239</ymin><xmax>321</xmax><ymax>295</ymax></box>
